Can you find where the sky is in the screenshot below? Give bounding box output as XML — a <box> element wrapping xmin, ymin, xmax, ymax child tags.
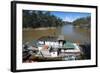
<box><xmin>51</xmin><ymin>11</ymin><xmax>91</xmax><ymax>22</ymax></box>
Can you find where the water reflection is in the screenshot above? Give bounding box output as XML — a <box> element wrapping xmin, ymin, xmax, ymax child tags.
<box><xmin>61</xmin><ymin>24</ymin><xmax>74</xmax><ymax>35</ymax></box>
<box><xmin>59</xmin><ymin>24</ymin><xmax>90</xmax><ymax>43</ymax></box>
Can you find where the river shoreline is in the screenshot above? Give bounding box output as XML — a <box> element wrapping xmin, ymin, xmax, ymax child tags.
<box><xmin>23</xmin><ymin>27</ymin><xmax>57</xmax><ymax>31</ymax></box>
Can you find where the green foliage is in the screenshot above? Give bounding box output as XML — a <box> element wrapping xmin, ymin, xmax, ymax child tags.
<box><xmin>73</xmin><ymin>16</ymin><xmax>91</xmax><ymax>28</ymax></box>
<box><xmin>23</xmin><ymin>10</ymin><xmax>64</xmax><ymax>28</ymax></box>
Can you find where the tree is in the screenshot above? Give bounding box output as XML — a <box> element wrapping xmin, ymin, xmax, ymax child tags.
<box><xmin>23</xmin><ymin>10</ymin><xmax>64</xmax><ymax>28</ymax></box>
<box><xmin>73</xmin><ymin>16</ymin><xmax>91</xmax><ymax>28</ymax></box>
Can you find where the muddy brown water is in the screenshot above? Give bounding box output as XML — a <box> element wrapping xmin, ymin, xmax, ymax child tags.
<box><xmin>23</xmin><ymin>24</ymin><xmax>90</xmax><ymax>44</ymax></box>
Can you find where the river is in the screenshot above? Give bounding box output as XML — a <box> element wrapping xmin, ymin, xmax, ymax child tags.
<box><xmin>23</xmin><ymin>24</ymin><xmax>90</xmax><ymax>44</ymax></box>
<box><xmin>60</xmin><ymin>24</ymin><xmax>90</xmax><ymax>43</ymax></box>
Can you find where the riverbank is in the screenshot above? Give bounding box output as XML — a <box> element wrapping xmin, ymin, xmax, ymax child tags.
<box><xmin>23</xmin><ymin>27</ymin><xmax>57</xmax><ymax>31</ymax></box>
<box><xmin>23</xmin><ymin>27</ymin><xmax>58</xmax><ymax>42</ymax></box>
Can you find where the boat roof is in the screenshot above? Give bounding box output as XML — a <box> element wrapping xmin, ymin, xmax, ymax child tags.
<box><xmin>63</xmin><ymin>42</ymin><xmax>76</xmax><ymax>49</ymax></box>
